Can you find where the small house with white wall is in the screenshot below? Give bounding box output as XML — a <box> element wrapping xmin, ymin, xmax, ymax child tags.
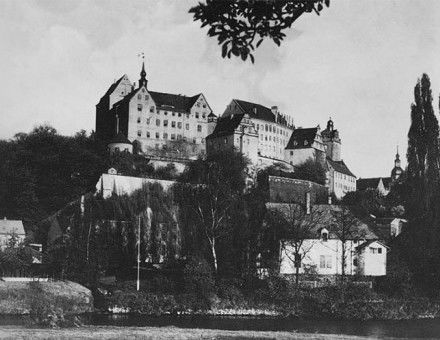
<box><xmin>268</xmin><ymin>203</ymin><xmax>387</xmax><ymax>277</ymax></box>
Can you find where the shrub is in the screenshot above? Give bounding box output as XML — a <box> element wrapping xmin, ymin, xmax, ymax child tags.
<box><xmin>216</xmin><ymin>279</ymin><xmax>244</xmax><ymax>307</ymax></box>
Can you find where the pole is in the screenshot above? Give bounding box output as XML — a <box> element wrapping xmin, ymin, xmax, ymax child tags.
<box><xmin>137</xmin><ymin>215</ymin><xmax>140</xmax><ymax>291</ymax></box>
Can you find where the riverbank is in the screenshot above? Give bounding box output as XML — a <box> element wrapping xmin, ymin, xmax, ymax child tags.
<box><xmin>0</xmin><ymin>325</ymin><xmax>408</xmax><ymax>340</ymax></box>
<box><xmin>0</xmin><ymin>280</ymin><xmax>93</xmax><ymax>315</ymax></box>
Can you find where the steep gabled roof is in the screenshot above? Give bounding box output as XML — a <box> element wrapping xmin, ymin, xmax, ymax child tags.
<box><xmin>266</xmin><ymin>203</ymin><xmax>378</xmax><ymax>240</ymax></box>
<box><xmin>206</xmin><ymin>114</ymin><xmax>244</xmax><ymax>139</ymax></box>
<box><xmin>285</xmin><ymin>128</ymin><xmax>318</xmax><ymax>149</ymax></box>
<box><xmin>149</xmin><ymin>91</ymin><xmax>200</xmax><ymax>113</ymax></box>
<box><xmin>98</xmin><ymin>75</ymin><xmax>127</xmax><ymax>104</ymax></box>
<box><xmin>234</xmin><ymin>99</ymin><xmax>275</xmax><ymax>122</ymax></box>
<box><xmin>327</xmin><ymin>158</ymin><xmax>356</xmax><ymax>178</ymax></box>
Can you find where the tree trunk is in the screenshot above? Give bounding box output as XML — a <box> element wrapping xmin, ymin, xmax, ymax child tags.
<box><xmin>210</xmin><ymin>238</ymin><xmax>218</xmax><ymax>273</ymax></box>
<box><xmin>295</xmin><ymin>265</ymin><xmax>299</xmax><ymax>286</ymax></box>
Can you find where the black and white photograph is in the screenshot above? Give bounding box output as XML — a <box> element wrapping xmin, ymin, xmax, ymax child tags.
<box><xmin>1</xmin><ymin>0</ymin><xmax>440</xmax><ymax>339</ymax></box>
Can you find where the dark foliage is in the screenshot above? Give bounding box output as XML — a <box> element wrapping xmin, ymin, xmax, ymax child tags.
<box><xmin>189</xmin><ymin>0</ymin><xmax>329</xmax><ymax>63</ymax></box>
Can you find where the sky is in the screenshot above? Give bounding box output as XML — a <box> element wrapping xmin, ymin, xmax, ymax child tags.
<box><xmin>1</xmin><ymin>0</ymin><xmax>440</xmax><ymax>178</ymax></box>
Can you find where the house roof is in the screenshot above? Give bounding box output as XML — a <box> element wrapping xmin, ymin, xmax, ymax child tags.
<box><xmin>233</xmin><ymin>99</ymin><xmax>275</xmax><ymax>122</ymax></box>
<box><xmin>99</xmin><ymin>75</ymin><xmax>127</xmax><ymax>104</ymax></box>
<box><xmin>149</xmin><ymin>91</ymin><xmax>200</xmax><ymax>113</ymax></box>
<box><xmin>206</xmin><ymin>114</ymin><xmax>244</xmax><ymax>139</ymax></box>
<box><xmin>109</xmin><ymin>132</ymin><xmax>132</xmax><ymax>145</ymax></box>
<box><xmin>327</xmin><ymin>158</ymin><xmax>356</xmax><ymax>178</ymax></box>
<box><xmin>285</xmin><ymin>128</ymin><xmax>318</xmax><ymax>149</ymax></box>
<box><xmin>266</xmin><ymin>203</ymin><xmax>378</xmax><ymax>240</ymax></box>
<box><xmin>356</xmin><ymin>239</ymin><xmax>388</xmax><ymax>251</ymax></box>
<box><xmin>357</xmin><ymin>177</ymin><xmax>390</xmax><ymax>190</ymax></box>
<box><xmin>0</xmin><ymin>219</ymin><xmax>25</xmax><ymax>236</ymax></box>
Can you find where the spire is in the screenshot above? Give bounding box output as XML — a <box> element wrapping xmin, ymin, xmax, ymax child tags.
<box><xmin>138</xmin><ymin>53</ymin><xmax>148</xmax><ymax>88</ymax></box>
<box><xmin>327</xmin><ymin>117</ymin><xmax>334</xmax><ymax>131</ymax></box>
<box><xmin>394</xmin><ymin>145</ymin><xmax>401</xmax><ymax>167</ymax></box>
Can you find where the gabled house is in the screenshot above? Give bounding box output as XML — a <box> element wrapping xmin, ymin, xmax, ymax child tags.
<box><xmin>267</xmin><ymin>203</ymin><xmax>387</xmax><ymax>277</ymax></box>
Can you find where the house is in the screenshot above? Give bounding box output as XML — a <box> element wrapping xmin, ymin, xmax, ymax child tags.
<box><xmin>373</xmin><ymin>217</ymin><xmax>407</xmax><ymax>240</ymax></box>
<box><xmin>267</xmin><ymin>203</ymin><xmax>387</xmax><ymax>277</ymax></box>
<box><xmin>95</xmin><ymin>169</ymin><xmax>176</xmax><ymax>199</ymax></box>
<box><xmin>0</xmin><ymin>218</ymin><xmax>26</xmax><ymax>249</ymax></box>
<box><xmin>357</xmin><ymin>177</ymin><xmax>390</xmax><ymax>196</ymax></box>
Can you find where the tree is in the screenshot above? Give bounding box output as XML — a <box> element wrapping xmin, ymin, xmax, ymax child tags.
<box><xmin>177</xmin><ymin>150</ymin><xmax>248</xmax><ymax>273</ymax></box>
<box><xmin>293</xmin><ymin>158</ymin><xmax>327</xmax><ymax>185</ymax></box>
<box><xmin>406</xmin><ymin>74</ymin><xmax>440</xmax><ymax>218</ymax></box>
<box><xmin>330</xmin><ymin>206</ymin><xmax>365</xmax><ymax>281</ymax></box>
<box><xmin>266</xmin><ymin>202</ymin><xmax>323</xmax><ymax>285</ymax></box>
<box><xmin>189</xmin><ymin>0</ymin><xmax>330</xmax><ymax>63</ymax></box>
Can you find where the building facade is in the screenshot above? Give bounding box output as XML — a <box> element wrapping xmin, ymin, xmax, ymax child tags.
<box><xmin>96</xmin><ymin>63</ymin><xmax>215</xmax><ymax>159</ymax></box>
<box><xmin>207</xmin><ymin>99</ymin><xmax>295</xmax><ymax>167</ymax></box>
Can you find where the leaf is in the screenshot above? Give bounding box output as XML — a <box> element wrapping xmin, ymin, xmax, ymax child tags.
<box><xmin>256</xmin><ymin>38</ymin><xmax>264</xmax><ymax>48</ymax></box>
<box><xmin>222</xmin><ymin>43</ymin><xmax>228</xmax><ymax>58</ymax></box>
<box><xmin>250</xmin><ymin>54</ymin><xmax>255</xmax><ymax>64</ymax></box>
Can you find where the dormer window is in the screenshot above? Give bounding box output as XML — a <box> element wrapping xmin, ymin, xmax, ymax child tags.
<box><xmin>321</xmin><ymin>228</ymin><xmax>329</xmax><ymax>242</ymax></box>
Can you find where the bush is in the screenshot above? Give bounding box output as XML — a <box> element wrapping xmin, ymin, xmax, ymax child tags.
<box><xmin>216</xmin><ymin>279</ymin><xmax>244</xmax><ymax>307</ymax></box>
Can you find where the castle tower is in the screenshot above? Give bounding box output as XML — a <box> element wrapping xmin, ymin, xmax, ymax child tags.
<box><xmin>391</xmin><ymin>146</ymin><xmax>403</xmax><ymax>182</ymax></box>
<box><xmin>321</xmin><ymin>118</ymin><xmax>341</xmax><ymax>161</ymax></box>
<box><xmin>139</xmin><ymin>61</ymin><xmax>148</xmax><ymax>88</ymax></box>
<box><xmin>207</xmin><ymin>112</ymin><xmax>218</xmax><ymax>136</ymax></box>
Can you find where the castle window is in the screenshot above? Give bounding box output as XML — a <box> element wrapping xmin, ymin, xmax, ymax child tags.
<box><xmin>150</xmin><ymin>106</ymin><xmax>155</xmax><ymax>113</ymax></box>
<box><xmin>164</xmin><ymin>120</ymin><xmax>168</xmax><ymax>127</ymax></box>
<box><xmin>172</xmin><ymin>112</ymin><xmax>175</xmax><ymax>116</ymax></box>
<box><xmin>171</xmin><ymin>134</ymin><xmax>176</xmax><ymax>140</ymax></box>
<box><xmin>193</xmin><ymin>138</ymin><xmax>196</xmax><ymax>143</ymax></box>
<box><xmin>138</xmin><ymin>94</ymin><xmax>142</xmax><ymax>100</ymax></box>
<box><xmin>265</xmin><ymin>124</ymin><xmax>268</xmax><ymax>131</ymax></box>
<box><xmin>146</xmin><ymin>131</ymin><xmax>150</xmax><ymax>138</ymax></box>
<box><xmin>138</xmin><ymin>104</ymin><xmax>142</xmax><ymax>111</ymax></box>
<box><xmin>196</xmin><ymin>103</ymin><xmax>201</xmax><ymax>107</ymax></box>
<box><xmin>178</xmin><ymin>113</ymin><xmax>182</xmax><ymax>117</ymax></box>
<box><xmin>163</xmin><ymin>133</ymin><xmax>168</xmax><ymax>139</ymax></box>
<box><xmin>177</xmin><ymin>122</ymin><xmax>182</xmax><ymax>129</ymax></box>
<box><xmin>201</xmin><ymin>138</ymin><xmax>205</xmax><ymax>144</ymax></box>
<box><xmin>203</xmin><ymin>104</ymin><xmax>206</xmax><ymax>108</ymax></box>
<box><xmin>171</xmin><ymin>121</ymin><xmax>176</xmax><ymax>128</ymax></box>
<box><xmin>202</xmin><ymin>113</ymin><xmax>206</xmax><ymax>119</ymax></box>
<box><xmin>137</xmin><ymin>130</ymin><xmax>141</xmax><ymax>137</ymax></box>
<box><xmin>145</xmin><ymin>95</ymin><xmax>149</xmax><ymax>101</ymax></box>
<box><xmin>177</xmin><ymin>134</ymin><xmax>182</xmax><ymax>140</ymax></box>
<box><xmin>156</xmin><ymin>119</ymin><xmax>160</xmax><ymax>126</ymax></box>
<box><xmin>186</xmin><ymin>123</ymin><xmax>190</xmax><ymax>130</ymax></box>
<box><xmin>164</xmin><ymin>111</ymin><xmax>168</xmax><ymax>115</ymax></box>
<box><xmin>197</xmin><ymin>125</ymin><xmax>202</xmax><ymax>132</ymax></box>
<box><xmin>137</xmin><ymin>117</ymin><xmax>141</xmax><ymax>123</ymax></box>
<box><xmin>196</xmin><ymin>113</ymin><xmax>200</xmax><ymax>119</ymax></box>
<box><xmin>155</xmin><ymin>132</ymin><xmax>159</xmax><ymax>139</ymax></box>
<box><xmin>147</xmin><ymin>118</ymin><xmax>150</xmax><ymax>125</ymax></box>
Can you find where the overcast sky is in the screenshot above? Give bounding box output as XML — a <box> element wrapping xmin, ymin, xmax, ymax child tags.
<box><xmin>1</xmin><ymin>0</ymin><xmax>440</xmax><ymax>178</ymax></box>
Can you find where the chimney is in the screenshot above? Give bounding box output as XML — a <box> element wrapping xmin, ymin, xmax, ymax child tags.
<box><xmin>271</xmin><ymin>106</ymin><xmax>279</xmax><ymax>122</ymax></box>
<box><xmin>305</xmin><ymin>192</ymin><xmax>311</xmax><ymax>215</ymax></box>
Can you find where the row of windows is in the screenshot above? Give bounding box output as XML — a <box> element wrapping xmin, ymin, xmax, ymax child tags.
<box><xmin>256</xmin><ymin>123</ymin><xmax>290</xmax><ymax>136</ymax></box>
<box><xmin>137</xmin><ymin>118</ymin><xmax>203</xmax><ymax>132</ymax></box>
<box><xmin>260</xmin><ymin>134</ymin><xmax>286</xmax><ymax>145</ymax></box>
<box><xmin>335</xmin><ymin>172</ymin><xmax>355</xmax><ymax>182</ymax></box>
<box><xmin>136</xmin><ymin>130</ymin><xmax>205</xmax><ymax>143</ymax></box>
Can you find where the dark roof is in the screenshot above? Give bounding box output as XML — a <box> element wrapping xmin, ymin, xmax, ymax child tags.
<box><xmin>149</xmin><ymin>91</ymin><xmax>200</xmax><ymax>113</ymax></box>
<box><xmin>109</xmin><ymin>132</ymin><xmax>132</xmax><ymax>145</ymax></box>
<box><xmin>206</xmin><ymin>114</ymin><xmax>244</xmax><ymax>139</ymax></box>
<box><xmin>234</xmin><ymin>99</ymin><xmax>275</xmax><ymax>122</ymax></box>
<box><xmin>266</xmin><ymin>203</ymin><xmax>378</xmax><ymax>240</ymax></box>
<box><xmin>356</xmin><ymin>178</ymin><xmax>382</xmax><ymax>191</ymax></box>
<box><xmin>327</xmin><ymin>158</ymin><xmax>356</xmax><ymax>178</ymax></box>
<box><xmin>99</xmin><ymin>75</ymin><xmax>126</xmax><ymax>103</ymax></box>
<box><xmin>357</xmin><ymin>177</ymin><xmax>390</xmax><ymax>191</ymax></box>
<box><xmin>285</xmin><ymin>128</ymin><xmax>318</xmax><ymax>149</ymax></box>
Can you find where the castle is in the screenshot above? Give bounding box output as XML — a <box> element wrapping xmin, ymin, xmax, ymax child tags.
<box><xmin>96</xmin><ymin>62</ymin><xmax>216</xmax><ymax>160</ymax></box>
<box><xmin>96</xmin><ymin>63</ymin><xmax>356</xmax><ymax>199</ymax></box>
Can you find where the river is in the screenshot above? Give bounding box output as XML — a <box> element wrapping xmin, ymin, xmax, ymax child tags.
<box><xmin>89</xmin><ymin>314</ymin><xmax>440</xmax><ymax>339</ymax></box>
<box><xmin>1</xmin><ymin>314</ymin><xmax>439</xmax><ymax>338</ymax></box>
